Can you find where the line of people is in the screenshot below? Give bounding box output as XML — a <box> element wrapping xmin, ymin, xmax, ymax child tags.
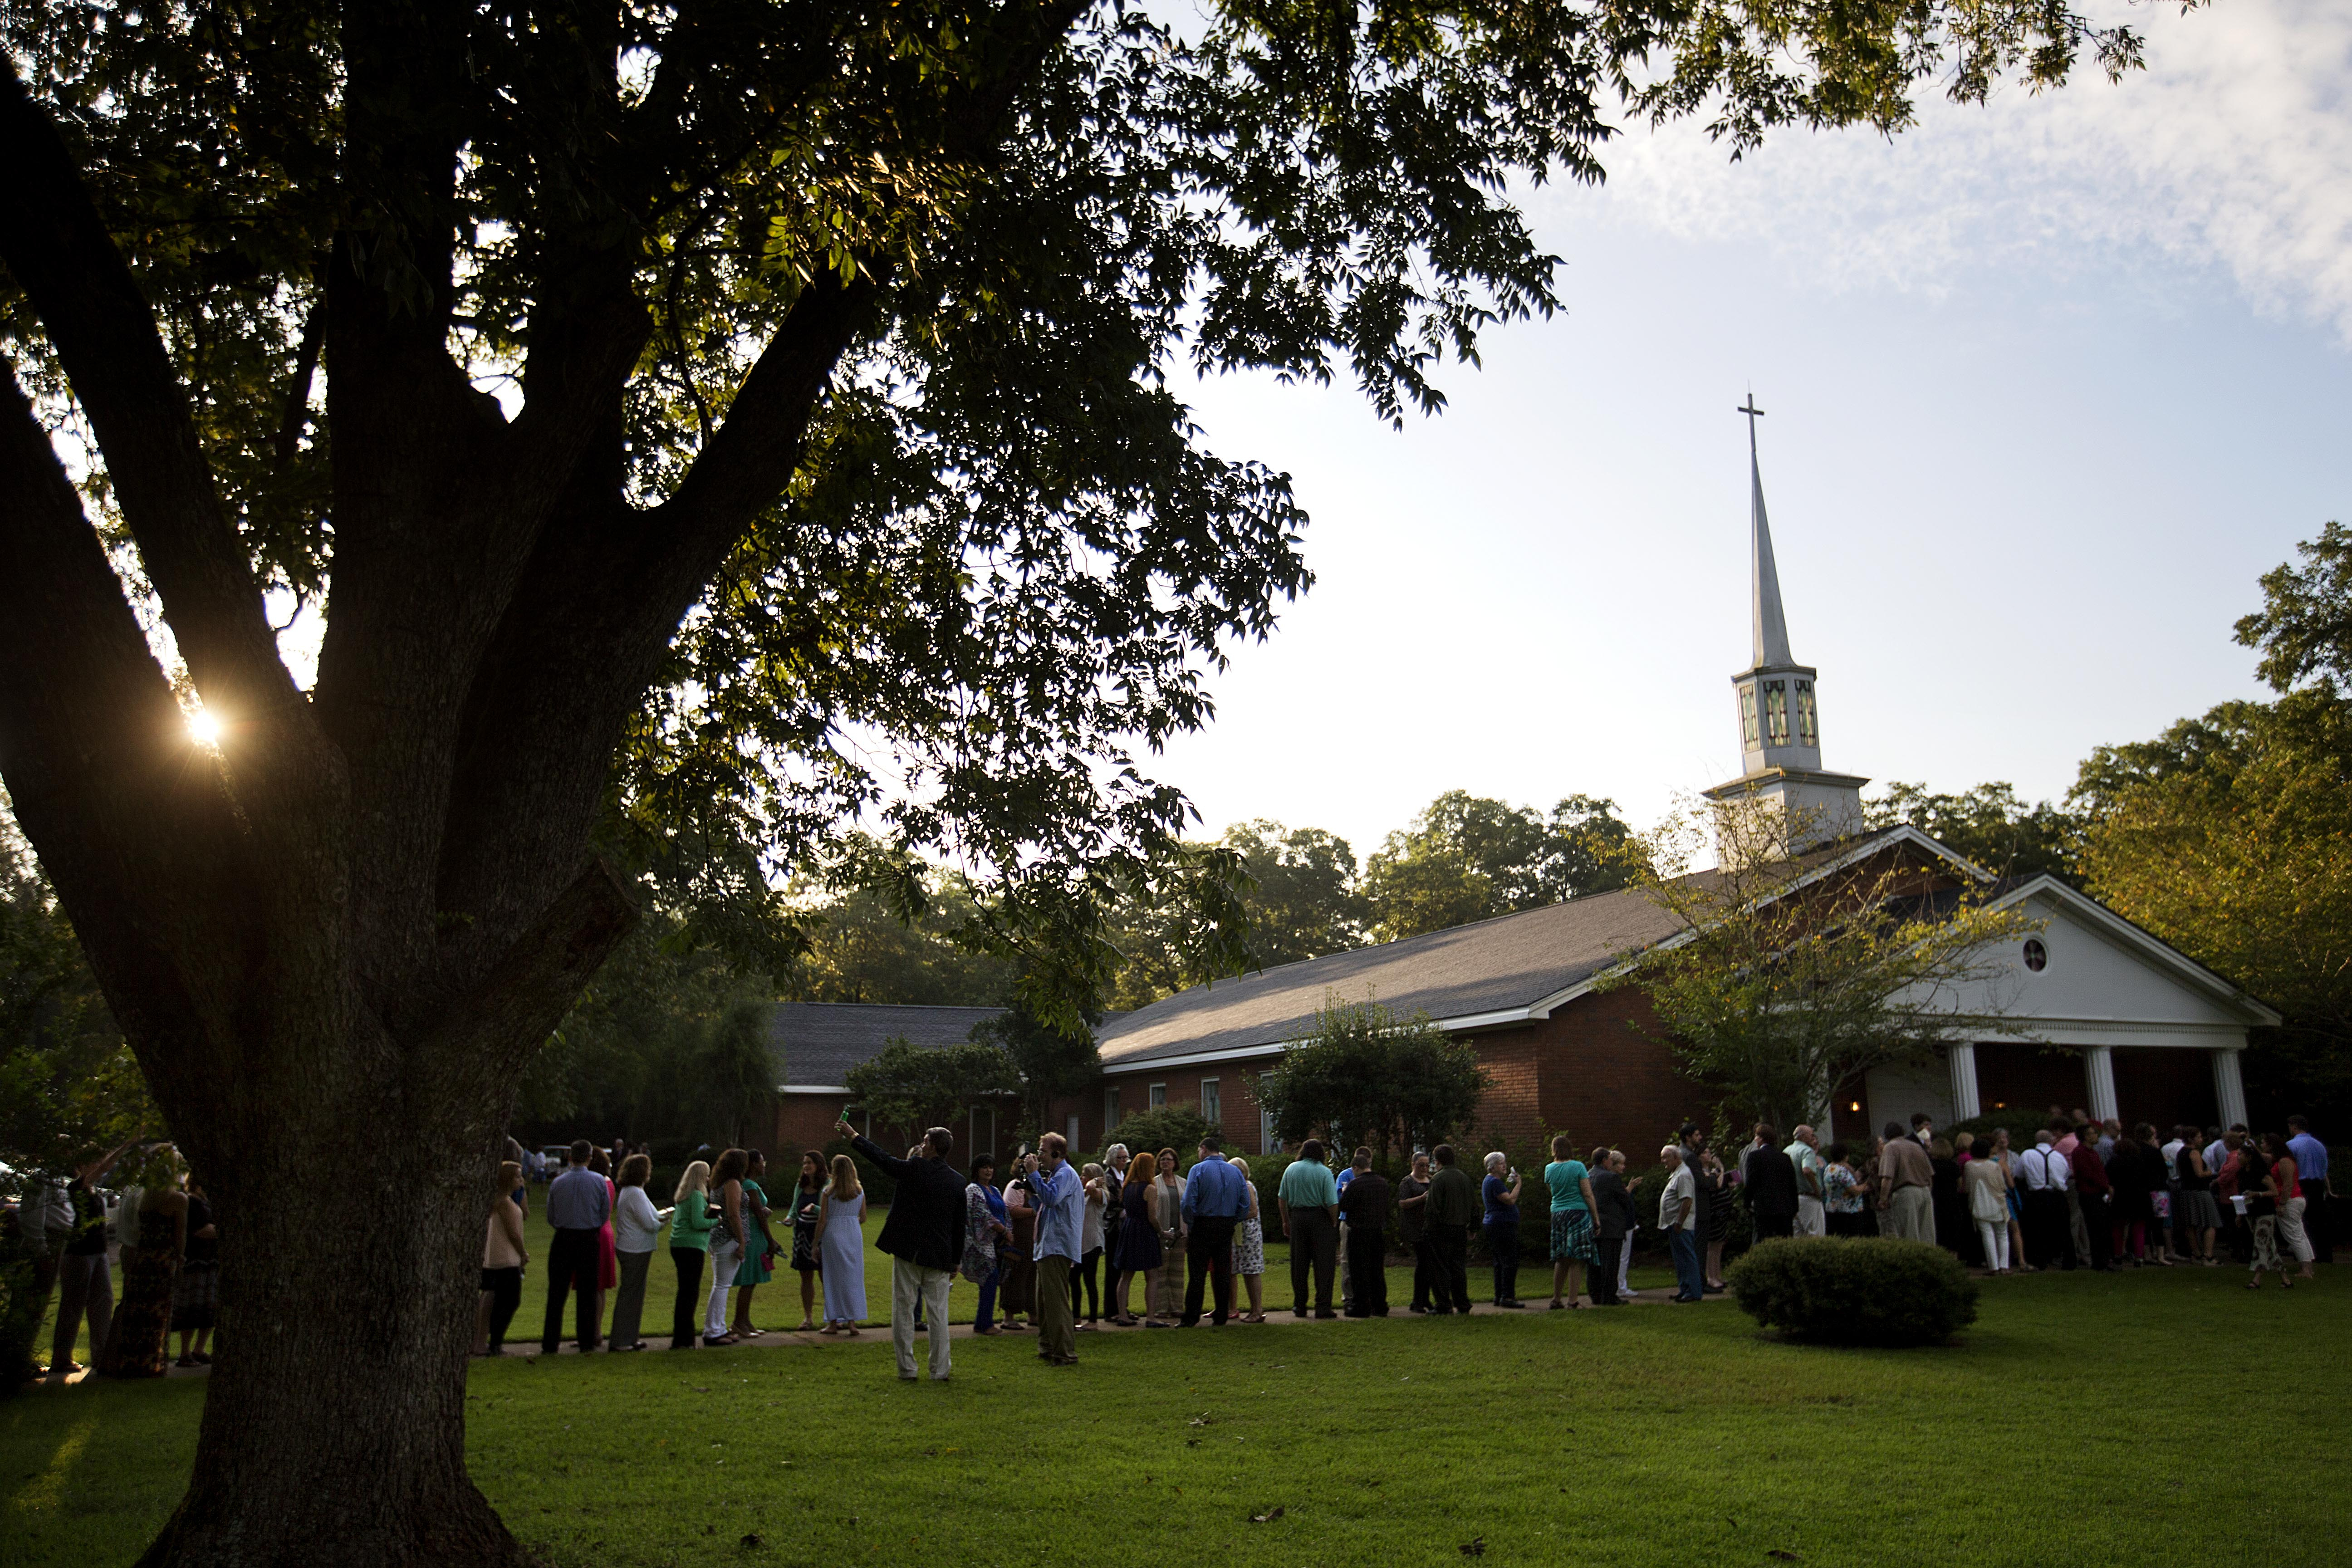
<box><xmin>502</xmin><ymin>1123</ymin><xmax>1759</xmax><ymax>1372</ymax></box>
<box><xmin>20</xmin><ymin>1147</ymin><xmax>219</xmax><ymax>1382</ymax></box>
<box><xmin>1691</xmin><ymin>1110</ymin><xmax>2331</xmax><ymax>1289</ymax></box>
<box><xmin>499</xmin><ymin>1108</ymin><xmax>2337</xmax><ymax>1376</ymax></box>
<box><xmin>490</xmin><ymin>1139</ymin><xmax>869</xmax><ymax>1357</ymax></box>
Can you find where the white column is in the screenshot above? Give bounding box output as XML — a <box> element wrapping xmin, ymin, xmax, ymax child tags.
<box><xmin>2212</xmin><ymin>1047</ymin><xmax>2249</xmax><ymax>1129</ymax></box>
<box><xmin>1947</xmin><ymin>1044</ymin><xmax>1981</xmax><ymax>1122</ymax></box>
<box><xmin>2083</xmin><ymin>1046</ymin><xmax>2118</xmax><ymax>1123</ymax></box>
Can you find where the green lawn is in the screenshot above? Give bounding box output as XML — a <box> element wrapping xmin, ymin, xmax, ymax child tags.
<box><xmin>9</xmin><ymin>1267</ymin><xmax>2346</xmax><ymax>1568</ymax></box>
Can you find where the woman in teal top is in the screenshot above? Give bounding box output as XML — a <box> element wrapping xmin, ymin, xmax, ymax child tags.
<box><xmin>668</xmin><ymin>1160</ymin><xmax>714</xmax><ymax>1349</ymax></box>
<box><xmin>730</xmin><ymin>1151</ymin><xmax>779</xmax><ymax>1338</ymax></box>
<box><xmin>1543</xmin><ymin>1133</ymin><xmax>1599</xmax><ymax>1309</ymax></box>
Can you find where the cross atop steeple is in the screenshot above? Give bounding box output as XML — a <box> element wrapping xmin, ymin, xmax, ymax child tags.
<box><xmin>1744</xmin><ymin>396</ymin><xmax>1793</xmax><ymax>671</ymax></box>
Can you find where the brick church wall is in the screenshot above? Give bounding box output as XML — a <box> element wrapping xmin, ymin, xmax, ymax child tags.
<box><xmin>1057</xmin><ymin>987</ymin><xmax>1711</xmax><ymax>1168</ymax></box>
<box><xmin>1526</xmin><ymin>990</ymin><xmax>1714</xmax><ymax>1160</ymax></box>
<box><xmin>774</xmin><ymin>1095</ymin><xmax>850</xmax><ymax>1161</ymax></box>
<box><xmin>1059</xmin><ymin>1063</ymin><xmax>1270</xmax><ymax>1157</ymax></box>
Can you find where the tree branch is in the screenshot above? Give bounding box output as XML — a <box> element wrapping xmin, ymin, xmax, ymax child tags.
<box><xmin>0</xmin><ymin>359</ymin><xmax>258</xmax><ymax>1105</ymax></box>
<box><xmin>0</xmin><ymin>63</ymin><xmax>307</xmax><ymax>745</ymax></box>
<box><xmin>427</xmin><ymin>0</ymin><xmax>1091</xmax><ymax>961</ymax></box>
<box><xmin>417</xmin><ymin>857</ymin><xmax>640</xmax><ymax>1104</ymax></box>
<box><xmin>646</xmin><ymin>272</ymin><xmax>872</xmax><ymax>550</ymax></box>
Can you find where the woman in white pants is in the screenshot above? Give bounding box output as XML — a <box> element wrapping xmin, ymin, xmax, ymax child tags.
<box><xmin>704</xmin><ymin>1147</ymin><xmax>749</xmax><ymax>1344</ymax></box>
<box><xmin>1965</xmin><ymin>1148</ymin><xmax>2013</xmax><ymax>1274</ymax></box>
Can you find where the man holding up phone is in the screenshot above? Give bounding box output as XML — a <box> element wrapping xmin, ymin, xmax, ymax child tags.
<box><xmin>838</xmin><ymin>1119</ymin><xmax>965</xmax><ymax>1382</ymax></box>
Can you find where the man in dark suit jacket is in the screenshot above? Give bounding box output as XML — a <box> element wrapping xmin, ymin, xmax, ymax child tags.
<box><xmin>1587</xmin><ymin>1147</ymin><xmax>1639</xmax><ymax>1305</ymax></box>
<box><xmin>842</xmin><ymin>1122</ymin><xmax>966</xmax><ymax>1381</ymax></box>
<box><xmin>1742</xmin><ymin>1125</ymin><xmax>1800</xmax><ymax>1242</ymax></box>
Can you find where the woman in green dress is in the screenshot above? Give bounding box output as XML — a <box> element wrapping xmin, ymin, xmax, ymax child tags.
<box><xmin>730</xmin><ymin>1150</ymin><xmax>780</xmax><ymax>1338</ymax></box>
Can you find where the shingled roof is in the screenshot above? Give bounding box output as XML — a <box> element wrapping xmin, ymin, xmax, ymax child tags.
<box><xmin>1096</xmin><ymin>882</ymin><xmax>1688</xmax><ymax>1069</ymax></box>
<box><xmin>1095</xmin><ymin>825</ymin><xmax>1995</xmax><ymax>1070</ymax></box>
<box><xmin>764</xmin><ymin>1002</ymin><xmax>1009</xmax><ymax>1092</ymax></box>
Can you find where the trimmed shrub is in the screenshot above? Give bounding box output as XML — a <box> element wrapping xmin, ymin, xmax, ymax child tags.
<box><xmin>1097</xmin><ymin>1103</ymin><xmax>1215</xmax><ymax>1171</ymax></box>
<box><xmin>1725</xmin><ymin>1235</ymin><xmax>1979</xmax><ymax>1347</ymax></box>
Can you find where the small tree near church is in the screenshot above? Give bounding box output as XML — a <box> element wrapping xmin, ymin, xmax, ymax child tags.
<box><xmin>1250</xmin><ymin>992</ymin><xmax>1489</xmax><ymax>1160</ymax></box>
<box><xmin>843</xmin><ymin>1038</ymin><xmax>1023</xmax><ymax>1137</ymax></box>
<box><xmin>1599</xmin><ymin>794</ymin><xmax>2040</xmax><ymax>1135</ymax></box>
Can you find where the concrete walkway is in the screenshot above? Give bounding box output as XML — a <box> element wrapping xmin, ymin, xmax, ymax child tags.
<box><xmin>496</xmin><ymin>1288</ymin><xmax>1725</xmax><ymax>1357</ymax></box>
<box><xmin>33</xmin><ymin>1289</ymin><xmax>1729</xmax><ymax>1383</ymax></box>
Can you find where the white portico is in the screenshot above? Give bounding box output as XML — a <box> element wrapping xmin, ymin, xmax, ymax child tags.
<box><xmin>1846</xmin><ymin>874</ymin><xmax>2278</xmax><ymax>1137</ymax></box>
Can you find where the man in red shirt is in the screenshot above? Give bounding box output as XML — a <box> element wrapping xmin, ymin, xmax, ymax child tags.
<box><xmin>2069</xmin><ymin>1126</ymin><xmax>2117</xmax><ymax>1272</ymax></box>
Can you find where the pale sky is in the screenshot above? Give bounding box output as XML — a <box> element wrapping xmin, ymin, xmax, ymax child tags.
<box><xmin>1148</xmin><ymin>0</ymin><xmax>2352</xmax><ymax>858</ymax></box>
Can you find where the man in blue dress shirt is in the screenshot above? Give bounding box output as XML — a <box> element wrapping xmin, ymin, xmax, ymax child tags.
<box><xmin>541</xmin><ymin>1139</ymin><xmax>611</xmax><ymax>1354</ymax></box>
<box><xmin>2286</xmin><ymin>1116</ymin><xmax>2331</xmax><ymax>1264</ymax></box>
<box><xmin>1031</xmin><ymin>1132</ymin><xmax>1085</xmax><ymax>1365</ymax></box>
<box><xmin>1179</xmin><ymin>1136</ymin><xmax>1250</xmax><ymax>1327</ymax></box>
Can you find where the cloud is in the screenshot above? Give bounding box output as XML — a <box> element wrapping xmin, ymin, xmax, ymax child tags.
<box><xmin>1560</xmin><ymin>0</ymin><xmax>2352</xmax><ymax>338</ymax></box>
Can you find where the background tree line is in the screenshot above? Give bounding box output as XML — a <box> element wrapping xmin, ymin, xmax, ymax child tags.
<box><xmin>759</xmin><ymin>790</ymin><xmax>1642</xmax><ymax>1016</ymax></box>
<box><xmin>13</xmin><ymin>528</ymin><xmax>2351</xmax><ymax>1183</ymax></box>
<box><xmin>455</xmin><ymin>520</ymin><xmax>2352</xmax><ymax>1144</ymax></box>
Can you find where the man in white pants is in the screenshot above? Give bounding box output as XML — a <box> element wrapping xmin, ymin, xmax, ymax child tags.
<box><xmin>1786</xmin><ymin>1126</ymin><xmax>1826</xmax><ymax>1238</ymax></box>
<box><xmin>1611</xmin><ymin>1152</ymin><xmax>1637</xmax><ymax>1299</ymax></box>
<box><xmin>842</xmin><ymin>1120</ymin><xmax>966</xmax><ymax>1382</ymax></box>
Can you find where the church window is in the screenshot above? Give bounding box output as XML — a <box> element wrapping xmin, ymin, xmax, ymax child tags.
<box><xmin>1794</xmin><ymin>681</ymin><xmax>1818</xmax><ymax>746</ymax></box>
<box><xmin>2023</xmin><ymin>938</ymin><xmax>2048</xmax><ymax>973</ymax></box>
<box><xmin>1739</xmin><ymin>685</ymin><xmax>1759</xmax><ymax>749</ymax></box>
<box><xmin>1763</xmin><ymin>681</ymin><xmax>1789</xmax><ymax>746</ymax></box>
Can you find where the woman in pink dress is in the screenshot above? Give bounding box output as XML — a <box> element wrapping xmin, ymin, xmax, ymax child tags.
<box><xmin>590</xmin><ymin>1148</ymin><xmax>620</xmax><ymax>1330</ymax></box>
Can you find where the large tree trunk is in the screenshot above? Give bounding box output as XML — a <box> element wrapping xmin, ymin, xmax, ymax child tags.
<box><xmin>0</xmin><ymin>24</ymin><xmax>910</xmax><ymax>1566</ymax></box>
<box><xmin>141</xmin><ymin>1099</ymin><xmax>527</xmax><ymax>1568</ymax></box>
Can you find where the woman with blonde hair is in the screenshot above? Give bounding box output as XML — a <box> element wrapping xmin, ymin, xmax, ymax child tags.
<box><xmin>1965</xmin><ymin>1140</ymin><xmax>2014</xmax><ymax>1274</ymax></box>
<box><xmin>818</xmin><ymin>1153</ymin><xmax>867</xmax><ymax>1333</ymax></box>
<box><xmin>1111</xmin><ymin>1149</ymin><xmax>1162</xmax><ymax>1325</ymax></box>
<box><xmin>1989</xmin><ymin>1128</ymin><xmax>2032</xmax><ymax>1272</ymax></box>
<box><xmin>477</xmin><ymin>1160</ymin><xmax>528</xmax><ymax>1355</ymax></box>
<box><xmin>1230</xmin><ymin>1157</ymin><xmax>1267</xmax><ymax>1323</ymax></box>
<box><xmin>667</xmin><ymin>1158</ymin><xmax>714</xmax><ymax>1349</ymax></box>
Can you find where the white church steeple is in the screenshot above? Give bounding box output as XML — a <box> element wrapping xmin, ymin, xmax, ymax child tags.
<box><xmin>1704</xmin><ymin>395</ymin><xmax>1868</xmax><ymax>856</ymax></box>
<box><xmin>1748</xmin><ymin>409</ymin><xmax>1795</xmax><ymax>672</ymax></box>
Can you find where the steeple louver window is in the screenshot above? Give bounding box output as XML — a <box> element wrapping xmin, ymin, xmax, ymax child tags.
<box><xmin>1763</xmin><ymin>681</ymin><xmax>1789</xmax><ymax>746</ymax></box>
<box><xmin>1795</xmin><ymin>681</ymin><xmax>1818</xmax><ymax>747</ymax></box>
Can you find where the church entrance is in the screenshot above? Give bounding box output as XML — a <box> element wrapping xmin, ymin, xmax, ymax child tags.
<box><xmin>2112</xmin><ymin>1047</ymin><xmax>2218</xmax><ymax>1132</ymax></box>
<box><xmin>1972</xmin><ymin>1041</ymin><xmax>2088</xmax><ymax>1120</ymax></box>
